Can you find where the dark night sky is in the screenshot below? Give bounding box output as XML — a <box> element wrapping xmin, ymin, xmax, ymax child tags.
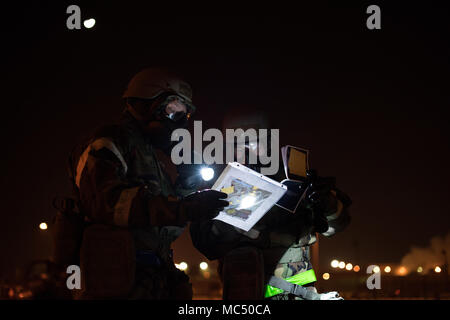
<box><xmin>1</xmin><ymin>3</ymin><xmax>449</xmax><ymax>277</ymax></box>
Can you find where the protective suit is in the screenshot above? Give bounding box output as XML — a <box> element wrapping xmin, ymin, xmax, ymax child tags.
<box><xmin>57</xmin><ymin>68</ymin><xmax>228</xmax><ymax>299</ymax></box>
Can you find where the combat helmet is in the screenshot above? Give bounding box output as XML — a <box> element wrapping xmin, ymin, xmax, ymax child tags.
<box><xmin>123</xmin><ymin>68</ymin><xmax>196</xmax><ymax>113</ymax></box>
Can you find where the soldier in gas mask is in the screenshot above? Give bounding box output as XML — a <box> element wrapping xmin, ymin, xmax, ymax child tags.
<box><xmin>55</xmin><ymin>68</ymin><xmax>228</xmax><ymax>299</ymax></box>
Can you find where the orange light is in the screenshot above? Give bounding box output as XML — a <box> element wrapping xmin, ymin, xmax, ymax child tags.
<box><xmin>353</xmin><ymin>265</ymin><xmax>360</xmax><ymax>272</ymax></box>
<box><xmin>397</xmin><ymin>266</ymin><xmax>407</xmax><ymax>276</ymax></box>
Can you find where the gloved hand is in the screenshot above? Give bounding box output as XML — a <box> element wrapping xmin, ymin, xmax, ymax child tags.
<box><xmin>303</xmin><ymin>170</ymin><xmax>337</xmax><ymax>233</ymax></box>
<box><xmin>179</xmin><ymin>189</ymin><xmax>229</xmax><ymax>223</ymax></box>
<box><xmin>304</xmin><ymin>170</ymin><xmax>336</xmax><ymax>211</ymax></box>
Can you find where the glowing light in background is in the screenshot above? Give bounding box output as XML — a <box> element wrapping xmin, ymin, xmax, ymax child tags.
<box><xmin>200</xmin><ymin>262</ymin><xmax>208</xmax><ymax>270</ymax></box>
<box><xmin>345</xmin><ymin>263</ymin><xmax>353</xmax><ymax>271</ymax></box>
<box><xmin>322</xmin><ymin>273</ymin><xmax>330</xmax><ymax>280</ymax></box>
<box><xmin>435</xmin><ymin>266</ymin><xmax>441</xmax><ymax>273</ymax></box>
<box><xmin>331</xmin><ymin>260</ymin><xmax>339</xmax><ymax>268</ymax></box>
<box><xmin>338</xmin><ymin>261</ymin><xmax>346</xmax><ymax>269</ymax></box>
<box><xmin>83</xmin><ymin>18</ymin><xmax>96</xmax><ymax>29</ymax></box>
<box><xmin>176</xmin><ymin>262</ymin><xmax>188</xmax><ymax>271</ymax></box>
<box><xmin>384</xmin><ymin>266</ymin><xmax>391</xmax><ymax>273</ymax></box>
<box><xmin>417</xmin><ymin>266</ymin><xmax>423</xmax><ymax>273</ymax></box>
<box><xmin>353</xmin><ymin>265</ymin><xmax>360</xmax><ymax>272</ymax></box>
<box><xmin>39</xmin><ymin>222</ymin><xmax>48</xmax><ymax>230</ymax></box>
<box><xmin>397</xmin><ymin>266</ymin><xmax>407</xmax><ymax>276</ymax></box>
<box><xmin>373</xmin><ymin>266</ymin><xmax>380</xmax><ymax>273</ymax></box>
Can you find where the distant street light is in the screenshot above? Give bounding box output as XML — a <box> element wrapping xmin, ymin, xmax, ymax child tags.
<box><xmin>373</xmin><ymin>266</ymin><xmax>380</xmax><ymax>273</ymax></box>
<box><xmin>384</xmin><ymin>266</ymin><xmax>391</xmax><ymax>273</ymax></box>
<box><xmin>417</xmin><ymin>266</ymin><xmax>423</xmax><ymax>273</ymax></box>
<box><xmin>200</xmin><ymin>262</ymin><xmax>208</xmax><ymax>270</ymax></box>
<box><xmin>338</xmin><ymin>261</ymin><xmax>345</xmax><ymax>269</ymax></box>
<box><xmin>39</xmin><ymin>222</ymin><xmax>48</xmax><ymax>230</ymax></box>
<box><xmin>331</xmin><ymin>260</ymin><xmax>339</xmax><ymax>268</ymax></box>
<box><xmin>353</xmin><ymin>265</ymin><xmax>360</xmax><ymax>272</ymax></box>
<box><xmin>322</xmin><ymin>273</ymin><xmax>330</xmax><ymax>280</ymax></box>
<box><xmin>435</xmin><ymin>266</ymin><xmax>442</xmax><ymax>273</ymax></box>
<box><xmin>345</xmin><ymin>263</ymin><xmax>353</xmax><ymax>271</ymax></box>
<box><xmin>397</xmin><ymin>266</ymin><xmax>407</xmax><ymax>276</ymax></box>
<box><xmin>176</xmin><ymin>262</ymin><xmax>188</xmax><ymax>271</ymax></box>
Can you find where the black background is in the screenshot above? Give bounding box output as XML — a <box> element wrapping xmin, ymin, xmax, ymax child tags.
<box><xmin>0</xmin><ymin>2</ymin><xmax>449</xmax><ymax>277</ymax></box>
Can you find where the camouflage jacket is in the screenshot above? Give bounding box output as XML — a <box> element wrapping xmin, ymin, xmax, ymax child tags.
<box><xmin>69</xmin><ymin>112</ymin><xmax>185</xmax><ymax>264</ymax></box>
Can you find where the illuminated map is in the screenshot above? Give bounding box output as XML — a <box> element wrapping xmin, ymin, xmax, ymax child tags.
<box><xmin>221</xmin><ymin>178</ymin><xmax>272</xmax><ymax>221</ymax></box>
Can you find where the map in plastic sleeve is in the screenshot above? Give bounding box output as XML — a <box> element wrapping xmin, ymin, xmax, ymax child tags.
<box><xmin>212</xmin><ymin>162</ymin><xmax>287</xmax><ymax>232</ymax></box>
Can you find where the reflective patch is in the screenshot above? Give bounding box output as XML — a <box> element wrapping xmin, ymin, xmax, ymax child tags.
<box><xmin>264</xmin><ymin>269</ymin><xmax>317</xmax><ymax>298</ymax></box>
<box><xmin>75</xmin><ymin>145</ymin><xmax>92</xmax><ymax>188</ymax></box>
<box><xmin>91</xmin><ymin>138</ymin><xmax>128</xmax><ymax>173</ymax></box>
<box><xmin>75</xmin><ymin>138</ymin><xmax>128</xmax><ymax>188</ymax></box>
<box><xmin>113</xmin><ymin>186</ymin><xmax>140</xmax><ymax>226</ymax></box>
<box><xmin>322</xmin><ymin>226</ymin><xmax>336</xmax><ymax>237</ymax></box>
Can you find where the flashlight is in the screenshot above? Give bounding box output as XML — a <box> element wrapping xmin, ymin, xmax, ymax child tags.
<box><xmin>200</xmin><ymin>167</ymin><xmax>214</xmax><ymax>181</ymax></box>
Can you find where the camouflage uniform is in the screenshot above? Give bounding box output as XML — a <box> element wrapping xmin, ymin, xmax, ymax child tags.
<box><xmin>69</xmin><ymin>112</ymin><xmax>191</xmax><ymax>299</ymax></box>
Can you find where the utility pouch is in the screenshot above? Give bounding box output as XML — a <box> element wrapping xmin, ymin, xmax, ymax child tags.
<box><xmin>221</xmin><ymin>246</ymin><xmax>265</xmax><ymax>300</ymax></box>
<box><xmin>51</xmin><ymin>197</ymin><xmax>85</xmax><ymax>268</ymax></box>
<box><xmin>79</xmin><ymin>224</ymin><xmax>135</xmax><ymax>299</ymax></box>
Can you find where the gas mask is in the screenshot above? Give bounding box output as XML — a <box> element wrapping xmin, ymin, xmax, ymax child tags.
<box><xmin>145</xmin><ymin>94</ymin><xmax>192</xmax><ymax>153</ymax></box>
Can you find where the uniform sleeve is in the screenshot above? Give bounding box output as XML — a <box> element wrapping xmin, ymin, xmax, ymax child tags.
<box><xmin>73</xmin><ymin>136</ymin><xmax>183</xmax><ymax>227</ymax></box>
<box><xmin>189</xmin><ymin>220</ymin><xmax>240</xmax><ymax>260</ymax></box>
<box><xmin>189</xmin><ymin>218</ymin><xmax>270</xmax><ymax>261</ymax></box>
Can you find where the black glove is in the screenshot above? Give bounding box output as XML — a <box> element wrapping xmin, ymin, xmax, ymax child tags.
<box><xmin>304</xmin><ymin>171</ymin><xmax>336</xmax><ymax>211</ymax></box>
<box><xmin>303</xmin><ymin>170</ymin><xmax>337</xmax><ymax>233</ymax></box>
<box><xmin>179</xmin><ymin>189</ymin><xmax>229</xmax><ymax>222</ymax></box>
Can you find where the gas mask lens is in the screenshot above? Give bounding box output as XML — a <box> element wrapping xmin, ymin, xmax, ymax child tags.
<box><xmin>162</xmin><ymin>95</ymin><xmax>191</xmax><ymax>122</ymax></box>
